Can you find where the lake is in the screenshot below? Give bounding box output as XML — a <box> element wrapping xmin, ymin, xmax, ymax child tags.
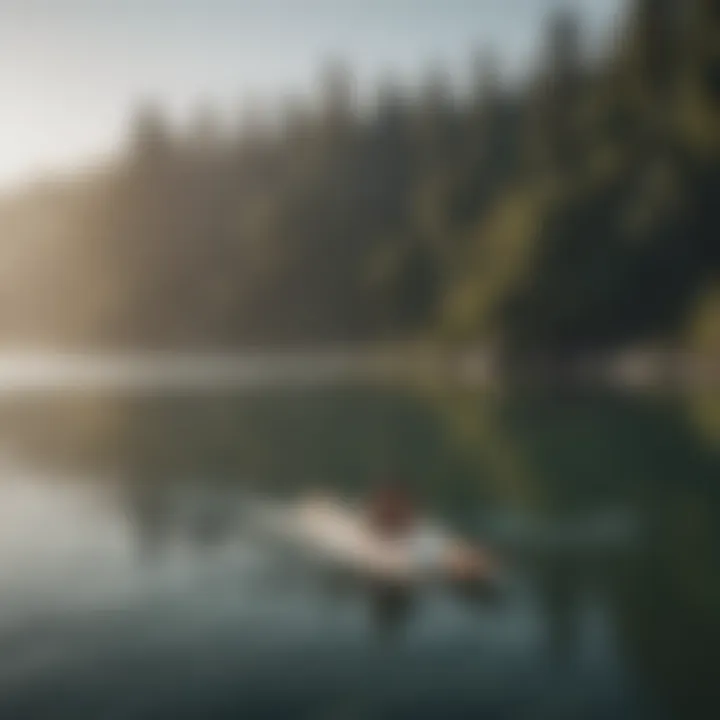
<box><xmin>0</xmin><ymin>377</ymin><xmax>717</xmax><ymax>719</ymax></box>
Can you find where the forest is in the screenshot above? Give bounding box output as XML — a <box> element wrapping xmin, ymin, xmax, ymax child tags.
<box><xmin>0</xmin><ymin>0</ymin><xmax>718</xmax><ymax>365</ymax></box>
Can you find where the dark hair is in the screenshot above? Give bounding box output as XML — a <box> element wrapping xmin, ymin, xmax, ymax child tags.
<box><xmin>367</xmin><ymin>478</ymin><xmax>416</xmax><ymax>535</ymax></box>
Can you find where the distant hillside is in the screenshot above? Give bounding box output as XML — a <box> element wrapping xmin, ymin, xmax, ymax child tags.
<box><xmin>0</xmin><ymin>0</ymin><xmax>717</xmax><ymax>360</ymax></box>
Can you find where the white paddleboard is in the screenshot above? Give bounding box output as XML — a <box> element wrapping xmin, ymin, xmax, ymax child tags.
<box><xmin>246</xmin><ymin>496</ymin><xmax>453</xmax><ymax>581</ymax></box>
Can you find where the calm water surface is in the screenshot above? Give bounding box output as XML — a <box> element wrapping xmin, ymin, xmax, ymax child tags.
<box><xmin>0</xmin><ymin>382</ymin><xmax>717</xmax><ymax>719</ymax></box>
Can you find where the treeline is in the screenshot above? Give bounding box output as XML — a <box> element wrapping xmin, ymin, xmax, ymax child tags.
<box><xmin>0</xmin><ymin>0</ymin><xmax>718</xmax><ymax>359</ymax></box>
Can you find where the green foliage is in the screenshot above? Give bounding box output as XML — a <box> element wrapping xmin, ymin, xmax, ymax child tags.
<box><xmin>0</xmin><ymin>0</ymin><xmax>717</xmax><ymax>357</ymax></box>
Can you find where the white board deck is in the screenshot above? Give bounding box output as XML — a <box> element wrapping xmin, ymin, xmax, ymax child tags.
<box><xmin>247</xmin><ymin>497</ymin><xmax>444</xmax><ymax>581</ymax></box>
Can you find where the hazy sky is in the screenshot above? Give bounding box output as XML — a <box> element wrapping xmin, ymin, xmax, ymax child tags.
<box><xmin>0</xmin><ymin>0</ymin><xmax>624</xmax><ymax>190</ymax></box>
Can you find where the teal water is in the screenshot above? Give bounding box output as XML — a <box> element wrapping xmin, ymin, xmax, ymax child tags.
<box><xmin>0</xmin><ymin>384</ymin><xmax>717</xmax><ymax>719</ymax></box>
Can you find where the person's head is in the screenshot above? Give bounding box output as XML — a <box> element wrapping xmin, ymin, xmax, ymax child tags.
<box><xmin>367</xmin><ymin>476</ymin><xmax>416</xmax><ymax>537</ymax></box>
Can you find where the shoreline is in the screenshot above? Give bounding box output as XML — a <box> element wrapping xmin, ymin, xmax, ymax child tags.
<box><xmin>0</xmin><ymin>346</ymin><xmax>716</xmax><ymax>393</ymax></box>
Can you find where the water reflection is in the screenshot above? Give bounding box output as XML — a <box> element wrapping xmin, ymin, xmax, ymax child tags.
<box><xmin>0</xmin><ymin>384</ymin><xmax>716</xmax><ymax>719</ymax></box>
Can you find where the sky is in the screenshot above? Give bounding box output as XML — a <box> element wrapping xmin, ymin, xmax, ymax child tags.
<box><xmin>0</xmin><ymin>0</ymin><xmax>625</xmax><ymax>191</ymax></box>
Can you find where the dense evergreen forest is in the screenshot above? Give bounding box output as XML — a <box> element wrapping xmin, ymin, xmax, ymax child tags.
<box><xmin>0</xmin><ymin>0</ymin><xmax>718</xmax><ymax>361</ymax></box>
